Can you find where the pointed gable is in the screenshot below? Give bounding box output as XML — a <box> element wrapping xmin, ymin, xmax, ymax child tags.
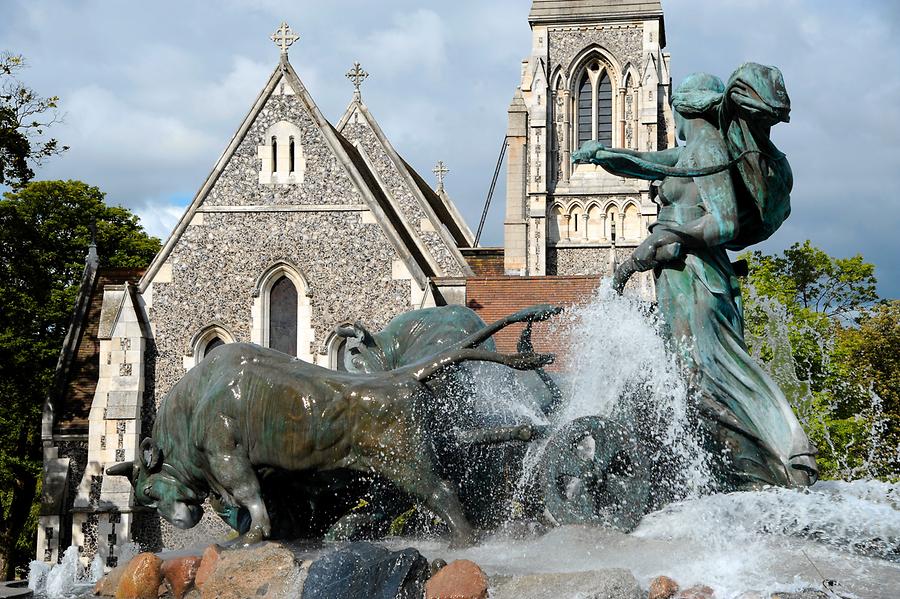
<box><xmin>51</xmin><ymin>268</ymin><xmax>144</xmax><ymax>433</ymax></box>
<box><xmin>140</xmin><ymin>56</ymin><xmax>437</xmax><ymax>292</ymax></box>
<box><xmin>337</xmin><ymin>95</ymin><xmax>473</xmax><ymax>277</ymax></box>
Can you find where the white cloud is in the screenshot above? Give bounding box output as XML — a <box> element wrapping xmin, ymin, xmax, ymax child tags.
<box><xmin>64</xmin><ymin>85</ymin><xmax>218</xmax><ymax>166</ymax></box>
<box><xmin>350</xmin><ymin>9</ymin><xmax>447</xmax><ymax>77</ymax></box>
<box><xmin>133</xmin><ymin>198</ymin><xmax>189</xmax><ymax>241</ymax></box>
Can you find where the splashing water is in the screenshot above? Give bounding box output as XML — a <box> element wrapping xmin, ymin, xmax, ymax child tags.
<box><xmin>744</xmin><ymin>285</ymin><xmax>898</xmax><ymax>479</ymax></box>
<box><xmin>32</xmin><ymin>546</ymin><xmax>86</xmax><ymax>598</ymax></box>
<box><xmin>28</xmin><ymin>543</ymin><xmax>141</xmax><ymax>599</ymax></box>
<box><xmin>517</xmin><ymin>283</ymin><xmax>714</xmax><ymax>501</ymax></box>
<box><xmin>392</xmin><ymin>479</ymin><xmax>899</xmax><ymax>598</ymax></box>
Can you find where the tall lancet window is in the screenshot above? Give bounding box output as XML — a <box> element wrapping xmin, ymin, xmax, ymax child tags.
<box><xmin>577</xmin><ymin>72</ymin><xmax>593</xmax><ymax>149</ymax></box>
<box><xmin>271</xmin><ymin>136</ymin><xmax>278</xmax><ymax>172</ymax></box>
<box><xmin>269</xmin><ymin>275</ymin><xmax>298</xmax><ymax>356</ymax></box>
<box><xmin>289</xmin><ymin>136</ymin><xmax>296</xmax><ymax>173</ymax></box>
<box><xmin>596</xmin><ymin>72</ymin><xmax>613</xmax><ymax>148</ymax></box>
<box><xmin>575</xmin><ymin>61</ymin><xmax>615</xmax><ymax>150</ymax></box>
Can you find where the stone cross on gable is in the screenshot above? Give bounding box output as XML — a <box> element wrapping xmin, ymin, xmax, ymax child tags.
<box><xmin>271</xmin><ymin>22</ymin><xmax>299</xmax><ymax>55</ymax></box>
<box><xmin>433</xmin><ymin>161</ymin><xmax>450</xmax><ymax>191</ymax></box>
<box><xmin>346</xmin><ymin>62</ymin><xmax>369</xmax><ymax>98</ymax></box>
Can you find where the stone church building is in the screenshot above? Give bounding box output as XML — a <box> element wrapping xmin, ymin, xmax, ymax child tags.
<box><xmin>38</xmin><ymin>0</ymin><xmax>673</xmax><ymax>566</ymax></box>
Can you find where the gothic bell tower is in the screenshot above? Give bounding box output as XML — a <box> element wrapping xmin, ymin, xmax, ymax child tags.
<box><xmin>503</xmin><ymin>0</ymin><xmax>674</xmax><ymax>284</ymax></box>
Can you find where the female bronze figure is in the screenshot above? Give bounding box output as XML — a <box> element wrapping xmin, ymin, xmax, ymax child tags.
<box><xmin>574</xmin><ymin>64</ymin><xmax>818</xmax><ymax>488</ymax></box>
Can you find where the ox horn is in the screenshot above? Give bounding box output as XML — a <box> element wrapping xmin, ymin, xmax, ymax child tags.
<box><xmin>335</xmin><ymin>321</ymin><xmax>375</xmax><ymax>345</ymax></box>
<box><xmin>444</xmin><ymin>304</ymin><xmax>562</xmax><ymax>353</ymax></box>
<box><xmin>107</xmin><ymin>461</ymin><xmax>136</xmax><ymax>483</ymax></box>
<box><xmin>140</xmin><ymin>437</ymin><xmax>163</xmax><ymax>472</ymax></box>
<box><xmin>412</xmin><ymin>349</ymin><xmax>554</xmax><ymax>383</ymax></box>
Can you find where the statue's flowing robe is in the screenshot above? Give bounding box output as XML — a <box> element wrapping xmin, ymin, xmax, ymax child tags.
<box><xmin>576</xmin><ymin>63</ymin><xmax>818</xmax><ymax>487</ymax></box>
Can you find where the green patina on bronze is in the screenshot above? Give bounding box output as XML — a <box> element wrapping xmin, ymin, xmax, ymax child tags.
<box><xmin>573</xmin><ymin>62</ymin><xmax>818</xmax><ymax>489</ymax></box>
<box><xmin>107</xmin><ymin>304</ymin><xmax>560</xmax><ymax>546</ymax></box>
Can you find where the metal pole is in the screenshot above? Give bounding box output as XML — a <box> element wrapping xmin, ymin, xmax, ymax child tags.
<box><xmin>474</xmin><ymin>136</ymin><xmax>508</xmax><ymax>247</ymax></box>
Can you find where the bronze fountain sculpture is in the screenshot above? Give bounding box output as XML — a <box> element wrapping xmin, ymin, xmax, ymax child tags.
<box><xmin>111</xmin><ymin>63</ymin><xmax>818</xmax><ymax>546</ymax></box>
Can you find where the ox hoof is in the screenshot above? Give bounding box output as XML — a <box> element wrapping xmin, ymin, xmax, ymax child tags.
<box><xmin>235</xmin><ymin>526</ymin><xmax>266</xmax><ymax>547</ymax></box>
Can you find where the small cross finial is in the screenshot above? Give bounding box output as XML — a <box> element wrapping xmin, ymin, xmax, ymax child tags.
<box><xmin>271</xmin><ymin>22</ymin><xmax>299</xmax><ymax>55</ymax></box>
<box><xmin>346</xmin><ymin>62</ymin><xmax>369</xmax><ymax>97</ymax></box>
<box><xmin>433</xmin><ymin>161</ymin><xmax>450</xmax><ymax>191</ymax></box>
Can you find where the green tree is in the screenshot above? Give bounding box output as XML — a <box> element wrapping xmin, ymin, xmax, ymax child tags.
<box><xmin>0</xmin><ymin>53</ymin><xmax>67</xmax><ymax>187</ymax></box>
<box><xmin>832</xmin><ymin>302</ymin><xmax>900</xmax><ymax>477</ymax></box>
<box><xmin>740</xmin><ymin>241</ymin><xmax>896</xmax><ymax>480</ymax></box>
<box><xmin>0</xmin><ymin>180</ymin><xmax>160</xmax><ymax>577</ymax></box>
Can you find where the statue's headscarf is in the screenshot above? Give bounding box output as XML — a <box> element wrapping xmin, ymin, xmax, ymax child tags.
<box><xmin>719</xmin><ymin>63</ymin><xmax>793</xmax><ymax>249</ymax></box>
<box><xmin>672</xmin><ymin>72</ymin><xmax>724</xmax><ymax>118</ymax></box>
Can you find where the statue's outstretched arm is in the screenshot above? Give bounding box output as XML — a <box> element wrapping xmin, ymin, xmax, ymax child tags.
<box><xmin>572</xmin><ymin>141</ymin><xmax>682</xmax><ymax>179</ymax></box>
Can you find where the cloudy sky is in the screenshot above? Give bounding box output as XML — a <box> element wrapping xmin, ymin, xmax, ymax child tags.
<box><xmin>2</xmin><ymin>0</ymin><xmax>898</xmax><ymax>296</ymax></box>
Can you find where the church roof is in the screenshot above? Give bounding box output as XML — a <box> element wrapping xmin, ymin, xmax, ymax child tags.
<box><xmin>528</xmin><ymin>0</ymin><xmax>664</xmax><ymax>23</ymax></box>
<box><xmin>50</xmin><ymin>268</ymin><xmax>144</xmax><ymax>434</ymax></box>
<box><xmin>139</xmin><ymin>55</ymin><xmax>443</xmax><ymax>292</ymax></box>
<box><xmin>337</xmin><ymin>93</ymin><xmax>474</xmax><ymax>275</ymax></box>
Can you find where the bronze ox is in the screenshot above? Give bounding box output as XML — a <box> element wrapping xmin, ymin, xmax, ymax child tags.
<box><xmin>108</xmin><ymin>305</ymin><xmax>560</xmax><ymax>545</ymax></box>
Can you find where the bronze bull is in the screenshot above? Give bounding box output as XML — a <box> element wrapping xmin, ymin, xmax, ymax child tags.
<box><xmin>108</xmin><ymin>305</ymin><xmax>560</xmax><ymax>546</ymax></box>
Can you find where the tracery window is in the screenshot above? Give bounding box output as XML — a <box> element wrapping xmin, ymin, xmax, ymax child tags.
<box><xmin>575</xmin><ymin>61</ymin><xmax>615</xmax><ymax>150</ymax></box>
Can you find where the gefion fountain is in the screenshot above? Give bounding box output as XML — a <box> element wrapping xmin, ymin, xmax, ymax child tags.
<box><xmin>30</xmin><ymin>64</ymin><xmax>900</xmax><ymax>599</ymax></box>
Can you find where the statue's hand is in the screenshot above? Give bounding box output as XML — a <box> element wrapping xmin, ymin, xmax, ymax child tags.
<box><xmin>631</xmin><ymin>238</ymin><xmax>658</xmax><ymax>272</ymax></box>
<box><xmin>632</xmin><ymin>231</ymin><xmax>683</xmax><ymax>271</ymax></box>
<box><xmin>572</xmin><ymin>140</ymin><xmax>607</xmax><ymax>164</ymax></box>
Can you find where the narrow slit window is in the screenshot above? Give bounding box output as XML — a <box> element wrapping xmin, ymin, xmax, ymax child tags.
<box><xmin>289</xmin><ymin>136</ymin><xmax>295</xmax><ymax>173</ymax></box>
<box><xmin>577</xmin><ymin>71</ymin><xmax>592</xmax><ymax>149</ymax></box>
<box><xmin>271</xmin><ymin>136</ymin><xmax>278</xmax><ymax>172</ymax></box>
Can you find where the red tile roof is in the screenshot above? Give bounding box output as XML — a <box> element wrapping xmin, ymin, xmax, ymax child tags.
<box><xmin>465</xmin><ymin>275</ymin><xmax>599</xmax><ymax>370</ymax></box>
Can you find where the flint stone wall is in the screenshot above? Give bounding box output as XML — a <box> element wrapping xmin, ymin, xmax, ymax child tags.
<box><xmin>548</xmin><ymin>247</ymin><xmax>635</xmax><ymax>276</ymax></box>
<box><xmin>203</xmin><ymin>89</ymin><xmax>358</xmax><ymax>207</ymax></box>
<box><xmin>548</xmin><ymin>25</ymin><xmax>643</xmax><ymax>78</ymax></box>
<box><xmin>342</xmin><ymin>113</ymin><xmax>464</xmax><ymax>277</ymax></box>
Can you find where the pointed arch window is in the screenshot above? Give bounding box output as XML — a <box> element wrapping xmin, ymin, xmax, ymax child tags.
<box><xmin>575</xmin><ymin>60</ymin><xmax>616</xmax><ymax>150</ymax></box>
<box><xmin>271</xmin><ymin>136</ymin><xmax>278</xmax><ymax>173</ymax></box>
<box><xmin>289</xmin><ymin>136</ymin><xmax>296</xmax><ymax>173</ymax></box>
<box><xmin>187</xmin><ymin>324</ymin><xmax>235</xmax><ymax>369</ymax></box>
<box><xmin>203</xmin><ymin>336</ymin><xmax>225</xmax><ymax>356</ymax></box>
<box><xmin>269</xmin><ymin>275</ymin><xmax>298</xmax><ymax>356</ymax></box>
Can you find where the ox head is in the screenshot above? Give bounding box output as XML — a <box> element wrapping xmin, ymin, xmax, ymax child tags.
<box><xmin>107</xmin><ymin>438</ymin><xmax>204</xmax><ymax>530</ymax></box>
<box><xmin>335</xmin><ymin>321</ymin><xmax>387</xmax><ymax>373</ymax></box>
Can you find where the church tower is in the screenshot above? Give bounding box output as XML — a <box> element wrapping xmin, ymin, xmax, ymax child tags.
<box><xmin>503</xmin><ymin>0</ymin><xmax>675</xmax><ymax>282</ymax></box>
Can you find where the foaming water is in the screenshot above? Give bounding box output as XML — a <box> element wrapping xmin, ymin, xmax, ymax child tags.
<box><xmin>381</xmin><ymin>481</ymin><xmax>900</xmax><ymax>598</ymax></box>
<box><xmin>635</xmin><ymin>480</ymin><xmax>900</xmax><ymax>562</ymax></box>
